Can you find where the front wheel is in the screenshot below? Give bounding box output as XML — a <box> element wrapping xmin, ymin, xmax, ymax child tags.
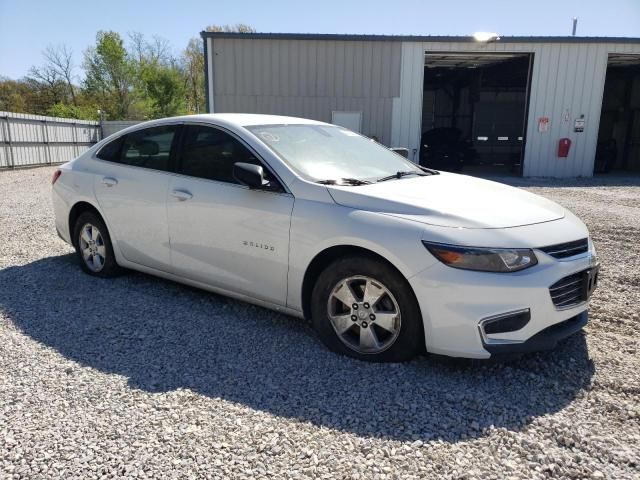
<box><xmin>311</xmin><ymin>256</ymin><xmax>424</xmax><ymax>362</ymax></box>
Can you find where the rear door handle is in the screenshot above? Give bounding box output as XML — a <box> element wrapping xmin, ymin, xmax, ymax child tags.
<box><xmin>102</xmin><ymin>177</ymin><xmax>118</xmax><ymax>187</ymax></box>
<box><xmin>170</xmin><ymin>189</ymin><xmax>193</xmax><ymax>201</ymax></box>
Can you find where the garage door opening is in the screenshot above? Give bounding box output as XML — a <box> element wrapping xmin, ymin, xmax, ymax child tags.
<box><xmin>420</xmin><ymin>52</ymin><xmax>533</xmax><ymax>176</ymax></box>
<box><xmin>595</xmin><ymin>54</ymin><xmax>640</xmax><ymax>174</ymax></box>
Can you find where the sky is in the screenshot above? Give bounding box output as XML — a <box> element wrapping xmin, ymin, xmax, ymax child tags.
<box><xmin>0</xmin><ymin>0</ymin><xmax>639</xmax><ymax>80</ymax></box>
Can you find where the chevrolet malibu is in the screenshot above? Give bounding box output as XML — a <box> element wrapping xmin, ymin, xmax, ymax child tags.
<box><xmin>51</xmin><ymin>114</ymin><xmax>599</xmax><ymax>362</ymax></box>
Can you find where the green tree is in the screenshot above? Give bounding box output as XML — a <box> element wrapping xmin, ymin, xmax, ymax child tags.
<box><xmin>11</xmin><ymin>44</ymin><xmax>82</xmax><ymax>116</ymax></box>
<box><xmin>25</xmin><ymin>63</ymin><xmax>69</xmax><ymax>111</ymax></box>
<box><xmin>141</xmin><ymin>64</ymin><xmax>185</xmax><ymax>118</ymax></box>
<box><xmin>129</xmin><ymin>32</ymin><xmax>172</xmax><ymax>67</ymax></box>
<box><xmin>0</xmin><ymin>77</ymin><xmax>32</xmax><ymax>112</ymax></box>
<box><xmin>46</xmin><ymin>102</ymin><xmax>100</xmax><ymax>120</ymax></box>
<box><xmin>3</xmin><ymin>25</ymin><xmax>256</xmax><ymax>120</ymax></box>
<box><xmin>179</xmin><ymin>24</ymin><xmax>256</xmax><ymax>114</ymax></box>
<box><xmin>40</xmin><ymin>45</ymin><xmax>78</xmax><ymax>105</ymax></box>
<box><xmin>125</xmin><ymin>32</ymin><xmax>186</xmax><ymax>119</ymax></box>
<box><xmin>205</xmin><ymin>23</ymin><xmax>256</xmax><ymax>33</ymax></box>
<box><xmin>181</xmin><ymin>38</ymin><xmax>204</xmax><ymax>113</ymax></box>
<box><xmin>83</xmin><ymin>31</ymin><xmax>135</xmax><ymax>119</ymax></box>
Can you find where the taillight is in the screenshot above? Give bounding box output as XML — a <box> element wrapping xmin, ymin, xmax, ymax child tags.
<box><xmin>51</xmin><ymin>169</ymin><xmax>62</xmax><ymax>185</ymax></box>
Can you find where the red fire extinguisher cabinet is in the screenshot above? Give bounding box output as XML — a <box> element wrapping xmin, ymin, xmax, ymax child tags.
<box><xmin>558</xmin><ymin>138</ymin><xmax>571</xmax><ymax>157</ymax></box>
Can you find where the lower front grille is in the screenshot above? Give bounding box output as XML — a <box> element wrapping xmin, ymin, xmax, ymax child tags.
<box><xmin>482</xmin><ymin>309</ymin><xmax>531</xmax><ymax>335</ymax></box>
<box><xmin>549</xmin><ymin>268</ymin><xmax>599</xmax><ymax>309</ymax></box>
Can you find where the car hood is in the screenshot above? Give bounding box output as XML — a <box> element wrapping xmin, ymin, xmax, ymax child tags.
<box><xmin>326</xmin><ymin>172</ymin><xmax>565</xmax><ymax>229</ymax></box>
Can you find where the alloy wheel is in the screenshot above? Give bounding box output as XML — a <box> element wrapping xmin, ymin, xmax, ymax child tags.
<box><xmin>78</xmin><ymin>223</ymin><xmax>106</xmax><ymax>272</ymax></box>
<box><xmin>327</xmin><ymin>275</ymin><xmax>402</xmax><ymax>354</ymax></box>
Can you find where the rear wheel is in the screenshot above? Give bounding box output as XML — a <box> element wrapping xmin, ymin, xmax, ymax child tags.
<box><xmin>73</xmin><ymin>211</ymin><xmax>120</xmax><ymax>277</ymax></box>
<box><xmin>311</xmin><ymin>255</ymin><xmax>424</xmax><ymax>362</ymax></box>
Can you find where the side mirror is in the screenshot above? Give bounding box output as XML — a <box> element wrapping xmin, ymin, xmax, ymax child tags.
<box><xmin>390</xmin><ymin>147</ymin><xmax>409</xmax><ymax>158</ymax></box>
<box><xmin>233</xmin><ymin>162</ymin><xmax>269</xmax><ymax>189</ymax></box>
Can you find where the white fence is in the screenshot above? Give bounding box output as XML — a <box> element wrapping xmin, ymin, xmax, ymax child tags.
<box><xmin>101</xmin><ymin>120</ymin><xmax>140</xmax><ymax>138</ymax></box>
<box><xmin>0</xmin><ymin>111</ymin><xmax>101</xmax><ymax>168</ymax></box>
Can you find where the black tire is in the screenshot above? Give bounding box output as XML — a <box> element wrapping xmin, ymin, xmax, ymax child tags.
<box><xmin>73</xmin><ymin>211</ymin><xmax>120</xmax><ymax>278</ymax></box>
<box><xmin>311</xmin><ymin>255</ymin><xmax>424</xmax><ymax>362</ymax></box>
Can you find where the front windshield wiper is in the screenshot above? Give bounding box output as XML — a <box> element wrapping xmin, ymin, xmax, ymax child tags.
<box><xmin>376</xmin><ymin>171</ymin><xmax>429</xmax><ymax>183</ymax></box>
<box><xmin>317</xmin><ymin>178</ymin><xmax>372</xmax><ymax>186</ymax></box>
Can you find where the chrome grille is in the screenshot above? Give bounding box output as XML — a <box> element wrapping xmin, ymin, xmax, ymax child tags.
<box><xmin>549</xmin><ymin>272</ymin><xmax>586</xmax><ymax>308</ymax></box>
<box><xmin>539</xmin><ymin>238</ymin><xmax>588</xmax><ymax>259</ymax></box>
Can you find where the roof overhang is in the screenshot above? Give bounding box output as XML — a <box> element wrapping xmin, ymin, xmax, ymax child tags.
<box><xmin>200</xmin><ymin>32</ymin><xmax>640</xmax><ymax>44</ymax></box>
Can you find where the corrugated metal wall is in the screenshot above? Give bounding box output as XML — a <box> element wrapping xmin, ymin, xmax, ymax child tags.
<box><xmin>0</xmin><ymin>111</ymin><xmax>100</xmax><ymax>168</ymax></box>
<box><xmin>206</xmin><ymin>36</ymin><xmax>640</xmax><ymax>177</ymax></box>
<box><xmin>392</xmin><ymin>41</ymin><xmax>640</xmax><ymax>177</ymax></box>
<box><xmin>207</xmin><ymin>37</ymin><xmax>402</xmax><ymax>145</ymax></box>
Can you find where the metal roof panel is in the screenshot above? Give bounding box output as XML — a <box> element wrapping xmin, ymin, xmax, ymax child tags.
<box><xmin>200</xmin><ymin>32</ymin><xmax>640</xmax><ymax>44</ymax></box>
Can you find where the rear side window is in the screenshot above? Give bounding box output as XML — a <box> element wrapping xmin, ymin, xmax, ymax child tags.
<box><xmin>120</xmin><ymin>126</ymin><xmax>178</xmax><ymax>172</ymax></box>
<box><xmin>96</xmin><ymin>136</ymin><xmax>124</xmax><ymax>161</ymax></box>
<box><xmin>178</xmin><ymin>125</ymin><xmax>272</xmax><ymax>184</ymax></box>
<box><xmin>97</xmin><ymin>126</ymin><xmax>178</xmax><ymax>172</ymax></box>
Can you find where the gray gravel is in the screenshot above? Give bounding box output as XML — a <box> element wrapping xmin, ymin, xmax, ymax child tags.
<box><xmin>1</xmin><ymin>167</ymin><xmax>639</xmax><ymax>480</ymax></box>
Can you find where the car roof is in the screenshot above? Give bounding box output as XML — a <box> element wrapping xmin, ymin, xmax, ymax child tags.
<box><xmin>170</xmin><ymin>113</ymin><xmax>327</xmax><ymax>128</ymax></box>
<box><xmin>97</xmin><ymin>114</ymin><xmax>331</xmax><ymax>144</ymax></box>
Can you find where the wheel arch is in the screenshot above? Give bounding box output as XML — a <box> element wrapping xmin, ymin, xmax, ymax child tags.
<box><xmin>300</xmin><ymin>244</ymin><xmax>423</xmax><ymax>325</ymax></box>
<box><xmin>68</xmin><ymin>201</ymin><xmax>107</xmax><ymax>249</ymax></box>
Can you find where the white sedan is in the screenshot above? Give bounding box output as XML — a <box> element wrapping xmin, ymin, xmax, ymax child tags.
<box><xmin>52</xmin><ymin>114</ymin><xmax>599</xmax><ymax>362</ymax></box>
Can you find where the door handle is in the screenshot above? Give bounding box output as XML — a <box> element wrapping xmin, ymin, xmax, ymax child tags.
<box><xmin>102</xmin><ymin>177</ymin><xmax>118</xmax><ymax>187</ymax></box>
<box><xmin>170</xmin><ymin>189</ymin><xmax>193</xmax><ymax>201</ymax></box>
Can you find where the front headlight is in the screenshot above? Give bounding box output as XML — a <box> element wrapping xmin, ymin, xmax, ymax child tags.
<box><xmin>422</xmin><ymin>241</ymin><xmax>538</xmax><ymax>273</ymax></box>
<box><xmin>588</xmin><ymin>236</ymin><xmax>598</xmax><ymax>266</ymax></box>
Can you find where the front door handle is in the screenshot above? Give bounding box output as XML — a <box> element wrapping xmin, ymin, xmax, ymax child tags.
<box><xmin>170</xmin><ymin>189</ymin><xmax>193</xmax><ymax>201</ymax></box>
<box><xmin>102</xmin><ymin>177</ymin><xmax>118</xmax><ymax>187</ymax></box>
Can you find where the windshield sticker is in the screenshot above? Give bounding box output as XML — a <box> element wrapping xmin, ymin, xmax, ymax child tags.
<box><xmin>259</xmin><ymin>131</ymin><xmax>280</xmax><ymax>142</ymax></box>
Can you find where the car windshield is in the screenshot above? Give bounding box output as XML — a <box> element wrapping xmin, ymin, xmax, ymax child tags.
<box><xmin>246</xmin><ymin>124</ymin><xmax>424</xmax><ymax>183</ymax></box>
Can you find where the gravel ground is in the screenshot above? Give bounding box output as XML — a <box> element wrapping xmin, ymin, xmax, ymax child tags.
<box><xmin>1</xmin><ymin>166</ymin><xmax>639</xmax><ymax>480</ymax></box>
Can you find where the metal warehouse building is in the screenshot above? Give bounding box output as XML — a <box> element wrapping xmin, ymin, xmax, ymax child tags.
<box><xmin>201</xmin><ymin>32</ymin><xmax>640</xmax><ymax>177</ymax></box>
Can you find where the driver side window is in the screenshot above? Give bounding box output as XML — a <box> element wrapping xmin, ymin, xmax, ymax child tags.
<box><xmin>178</xmin><ymin>124</ymin><xmax>278</xmax><ymax>187</ymax></box>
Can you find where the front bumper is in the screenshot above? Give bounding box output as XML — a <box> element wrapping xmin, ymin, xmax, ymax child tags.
<box><xmin>408</xmin><ymin>249</ymin><xmax>596</xmax><ymax>359</ymax></box>
<box><xmin>482</xmin><ymin>310</ymin><xmax>588</xmax><ymax>355</ymax></box>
